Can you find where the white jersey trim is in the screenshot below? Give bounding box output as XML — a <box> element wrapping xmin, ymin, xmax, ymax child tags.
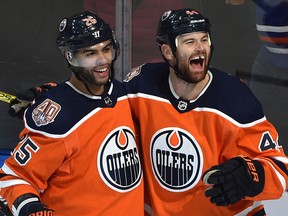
<box><xmin>256</xmin><ymin>24</ymin><xmax>288</xmax><ymax>33</ymax></box>
<box><xmin>264</xmin><ymin>46</ymin><xmax>288</xmax><ymax>55</ymax></box>
<box><xmin>127</xmin><ymin>92</ymin><xmax>266</xmax><ymax>128</ymax></box>
<box><xmin>23</xmin><ymin>95</ymin><xmax>128</xmax><ymax>138</ymax></box>
<box><xmin>234</xmin><ymin>201</ymin><xmax>263</xmax><ymax>216</ymax></box>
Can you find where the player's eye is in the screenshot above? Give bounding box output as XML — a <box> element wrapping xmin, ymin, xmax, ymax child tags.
<box><xmin>202</xmin><ymin>37</ymin><xmax>209</xmax><ymax>43</ymax></box>
<box><xmin>85</xmin><ymin>52</ymin><xmax>95</xmax><ymax>57</ymax></box>
<box><xmin>103</xmin><ymin>45</ymin><xmax>112</xmax><ymax>53</ymax></box>
<box><xmin>185</xmin><ymin>39</ymin><xmax>194</xmax><ymax>44</ymax></box>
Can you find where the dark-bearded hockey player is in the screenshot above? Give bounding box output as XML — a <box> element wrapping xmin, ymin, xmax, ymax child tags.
<box><xmin>123</xmin><ymin>8</ymin><xmax>288</xmax><ymax>215</ymax></box>
<box><xmin>0</xmin><ymin>11</ymin><xmax>143</xmax><ymax>215</ymax></box>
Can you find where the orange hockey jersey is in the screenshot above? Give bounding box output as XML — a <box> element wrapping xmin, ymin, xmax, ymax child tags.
<box><xmin>124</xmin><ymin>62</ymin><xmax>288</xmax><ymax>216</ymax></box>
<box><xmin>0</xmin><ymin>80</ymin><xmax>144</xmax><ymax>215</ymax></box>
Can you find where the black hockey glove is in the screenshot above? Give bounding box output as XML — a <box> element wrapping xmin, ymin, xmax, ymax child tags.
<box><xmin>202</xmin><ymin>156</ymin><xmax>265</xmax><ymax>206</ymax></box>
<box><xmin>19</xmin><ymin>202</ymin><xmax>55</xmax><ymax>216</ymax></box>
<box><xmin>0</xmin><ymin>198</ymin><xmax>12</xmax><ymax>216</ymax></box>
<box><xmin>8</xmin><ymin>82</ymin><xmax>57</xmax><ymax>118</ymax></box>
<box><xmin>13</xmin><ymin>194</ymin><xmax>55</xmax><ymax>216</ymax></box>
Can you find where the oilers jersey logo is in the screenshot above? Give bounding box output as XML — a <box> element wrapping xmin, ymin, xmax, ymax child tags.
<box><xmin>98</xmin><ymin>126</ymin><xmax>142</xmax><ymax>192</ymax></box>
<box><xmin>150</xmin><ymin>127</ymin><xmax>203</xmax><ymax>192</ymax></box>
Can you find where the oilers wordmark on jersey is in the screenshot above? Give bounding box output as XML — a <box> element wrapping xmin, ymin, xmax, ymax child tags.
<box><xmin>150</xmin><ymin>127</ymin><xmax>203</xmax><ymax>192</ymax></box>
<box><xmin>98</xmin><ymin>126</ymin><xmax>142</xmax><ymax>192</ymax></box>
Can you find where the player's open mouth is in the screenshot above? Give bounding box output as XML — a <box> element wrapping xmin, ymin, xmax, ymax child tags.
<box><xmin>95</xmin><ymin>67</ymin><xmax>108</xmax><ymax>73</ymax></box>
<box><xmin>190</xmin><ymin>56</ymin><xmax>205</xmax><ymax>70</ymax></box>
<box><xmin>94</xmin><ymin>67</ymin><xmax>109</xmax><ymax>77</ymax></box>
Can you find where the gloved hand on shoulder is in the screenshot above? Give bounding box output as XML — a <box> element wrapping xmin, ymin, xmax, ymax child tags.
<box><xmin>8</xmin><ymin>82</ymin><xmax>57</xmax><ymax>118</ymax></box>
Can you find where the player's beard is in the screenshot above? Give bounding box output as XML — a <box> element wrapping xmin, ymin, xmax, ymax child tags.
<box><xmin>71</xmin><ymin>65</ymin><xmax>111</xmax><ymax>87</ymax></box>
<box><xmin>175</xmin><ymin>52</ymin><xmax>210</xmax><ymax>84</ymax></box>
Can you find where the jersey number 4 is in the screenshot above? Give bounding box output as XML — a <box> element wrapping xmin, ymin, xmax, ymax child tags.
<box><xmin>259</xmin><ymin>131</ymin><xmax>281</xmax><ymax>151</ymax></box>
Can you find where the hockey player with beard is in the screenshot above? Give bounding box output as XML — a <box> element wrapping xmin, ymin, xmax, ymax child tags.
<box><xmin>0</xmin><ymin>11</ymin><xmax>143</xmax><ymax>216</ymax></box>
<box><xmin>3</xmin><ymin>7</ymin><xmax>288</xmax><ymax>216</ymax></box>
<box><xmin>123</xmin><ymin>8</ymin><xmax>288</xmax><ymax>215</ymax></box>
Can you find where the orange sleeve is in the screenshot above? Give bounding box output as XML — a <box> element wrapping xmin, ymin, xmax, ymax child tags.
<box><xmin>0</xmin><ymin>130</ymin><xmax>72</xmax><ymax>209</ymax></box>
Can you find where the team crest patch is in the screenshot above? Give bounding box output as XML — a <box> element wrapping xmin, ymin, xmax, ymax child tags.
<box><xmin>150</xmin><ymin>127</ymin><xmax>203</xmax><ymax>192</ymax></box>
<box><xmin>98</xmin><ymin>126</ymin><xmax>142</xmax><ymax>192</ymax></box>
<box><xmin>123</xmin><ymin>64</ymin><xmax>144</xmax><ymax>82</ymax></box>
<box><xmin>161</xmin><ymin>10</ymin><xmax>172</xmax><ymax>21</ymax></box>
<box><xmin>32</xmin><ymin>99</ymin><xmax>61</xmax><ymax>126</ymax></box>
<box><xmin>59</xmin><ymin>18</ymin><xmax>67</xmax><ymax>32</ymax></box>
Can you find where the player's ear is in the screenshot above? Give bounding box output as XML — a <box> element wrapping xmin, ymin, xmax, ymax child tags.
<box><xmin>161</xmin><ymin>44</ymin><xmax>174</xmax><ymax>60</ymax></box>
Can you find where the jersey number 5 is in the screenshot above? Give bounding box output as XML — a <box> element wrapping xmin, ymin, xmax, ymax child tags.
<box><xmin>14</xmin><ymin>138</ymin><xmax>40</xmax><ymax>166</ymax></box>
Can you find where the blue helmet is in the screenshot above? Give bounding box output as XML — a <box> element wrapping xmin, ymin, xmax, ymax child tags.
<box><xmin>157</xmin><ymin>9</ymin><xmax>211</xmax><ymax>52</ymax></box>
<box><xmin>56</xmin><ymin>11</ymin><xmax>119</xmax><ymax>56</ymax></box>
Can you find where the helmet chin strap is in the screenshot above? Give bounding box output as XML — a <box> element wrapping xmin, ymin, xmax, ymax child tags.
<box><xmin>173</xmin><ymin>67</ymin><xmax>193</xmax><ymax>84</ymax></box>
<box><xmin>70</xmin><ymin>66</ymin><xmax>110</xmax><ymax>96</ymax></box>
<box><xmin>66</xmin><ymin>51</ymin><xmax>111</xmax><ymax>96</ymax></box>
<box><xmin>171</xmin><ymin>62</ymin><xmax>185</xmax><ymax>81</ymax></box>
<box><xmin>166</xmin><ymin>52</ymin><xmax>191</xmax><ymax>83</ymax></box>
<box><xmin>71</xmin><ymin>66</ymin><xmax>96</xmax><ymax>95</ymax></box>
